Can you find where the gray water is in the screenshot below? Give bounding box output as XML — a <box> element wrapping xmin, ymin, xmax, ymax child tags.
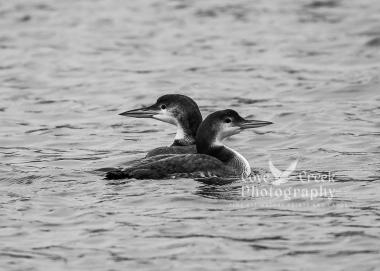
<box><xmin>1</xmin><ymin>0</ymin><xmax>380</xmax><ymax>270</ymax></box>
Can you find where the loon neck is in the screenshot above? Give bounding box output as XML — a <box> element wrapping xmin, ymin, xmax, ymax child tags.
<box><xmin>170</xmin><ymin>118</ymin><xmax>198</xmax><ymax>146</ymax></box>
<box><xmin>204</xmin><ymin>144</ymin><xmax>235</xmax><ymax>162</ymax></box>
<box><xmin>222</xmin><ymin>144</ymin><xmax>252</xmax><ymax>177</ymax></box>
<box><xmin>197</xmin><ymin>141</ymin><xmax>251</xmax><ymax>177</ymax></box>
<box><xmin>172</xmin><ymin>137</ymin><xmax>195</xmax><ymax>146</ymax></box>
<box><xmin>171</xmin><ymin>126</ymin><xmax>195</xmax><ymax>146</ymax></box>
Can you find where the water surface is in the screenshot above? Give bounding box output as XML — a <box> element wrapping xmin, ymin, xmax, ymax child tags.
<box><xmin>0</xmin><ymin>0</ymin><xmax>379</xmax><ymax>270</ymax></box>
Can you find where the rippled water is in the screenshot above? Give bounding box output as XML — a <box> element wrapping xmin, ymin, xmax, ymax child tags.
<box><xmin>1</xmin><ymin>0</ymin><xmax>380</xmax><ymax>270</ymax></box>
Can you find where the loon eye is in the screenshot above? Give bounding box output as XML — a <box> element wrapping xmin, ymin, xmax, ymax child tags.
<box><xmin>160</xmin><ymin>104</ymin><xmax>167</xmax><ymax>110</ymax></box>
<box><xmin>224</xmin><ymin>118</ymin><xmax>231</xmax><ymax>123</ymax></box>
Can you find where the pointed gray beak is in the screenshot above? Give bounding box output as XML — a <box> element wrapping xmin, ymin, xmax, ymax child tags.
<box><xmin>119</xmin><ymin>105</ymin><xmax>159</xmax><ymax>118</ymax></box>
<box><xmin>238</xmin><ymin>119</ymin><xmax>273</xmax><ymax>129</ymax></box>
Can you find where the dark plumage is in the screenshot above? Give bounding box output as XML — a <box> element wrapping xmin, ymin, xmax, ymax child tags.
<box><xmin>106</xmin><ymin>153</ymin><xmax>232</xmax><ymax>180</ymax></box>
<box><xmin>146</xmin><ymin>145</ymin><xmax>196</xmax><ymax>157</ymax></box>
<box><xmin>106</xmin><ymin>109</ymin><xmax>273</xmax><ymax>180</ymax></box>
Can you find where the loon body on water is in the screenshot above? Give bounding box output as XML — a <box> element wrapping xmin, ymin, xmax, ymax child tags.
<box><xmin>106</xmin><ymin>109</ymin><xmax>272</xmax><ymax>180</ymax></box>
<box><xmin>119</xmin><ymin>94</ymin><xmax>202</xmax><ymax>157</ymax></box>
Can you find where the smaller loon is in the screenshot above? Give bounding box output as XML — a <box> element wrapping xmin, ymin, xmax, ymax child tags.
<box><xmin>106</xmin><ymin>109</ymin><xmax>272</xmax><ymax>180</ymax></box>
<box><xmin>119</xmin><ymin>94</ymin><xmax>202</xmax><ymax>157</ymax></box>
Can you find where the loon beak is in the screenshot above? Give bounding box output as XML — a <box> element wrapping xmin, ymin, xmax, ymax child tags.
<box><xmin>238</xmin><ymin>119</ymin><xmax>273</xmax><ymax>129</ymax></box>
<box><xmin>119</xmin><ymin>105</ymin><xmax>159</xmax><ymax>118</ymax></box>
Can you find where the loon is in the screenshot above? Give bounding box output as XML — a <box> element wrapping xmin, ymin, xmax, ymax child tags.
<box><xmin>106</xmin><ymin>109</ymin><xmax>272</xmax><ymax>180</ymax></box>
<box><xmin>119</xmin><ymin>94</ymin><xmax>202</xmax><ymax>157</ymax></box>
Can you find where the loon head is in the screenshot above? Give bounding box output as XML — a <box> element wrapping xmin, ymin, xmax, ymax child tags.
<box><xmin>196</xmin><ymin>109</ymin><xmax>272</xmax><ymax>177</ymax></box>
<box><xmin>196</xmin><ymin>109</ymin><xmax>273</xmax><ymax>147</ymax></box>
<box><xmin>119</xmin><ymin>94</ymin><xmax>202</xmax><ymax>146</ymax></box>
<box><xmin>196</xmin><ymin>109</ymin><xmax>272</xmax><ymax>159</ymax></box>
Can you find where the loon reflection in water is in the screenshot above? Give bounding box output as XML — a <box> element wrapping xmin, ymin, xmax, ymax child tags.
<box><xmin>119</xmin><ymin>94</ymin><xmax>202</xmax><ymax>157</ymax></box>
<box><xmin>106</xmin><ymin>109</ymin><xmax>272</xmax><ymax>180</ymax></box>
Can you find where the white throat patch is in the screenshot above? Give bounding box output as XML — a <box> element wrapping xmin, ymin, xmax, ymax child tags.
<box><xmin>153</xmin><ymin>112</ymin><xmax>177</xmax><ymax>125</ymax></box>
<box><xmin>174</xmin><ymin>124</ymin><xmax>186</xmax><ymax>140</ymax></box>
<box><xmin>153</xmin><ymin>112</ymin><xmax>187</xmax><ymax>141</ymax></box>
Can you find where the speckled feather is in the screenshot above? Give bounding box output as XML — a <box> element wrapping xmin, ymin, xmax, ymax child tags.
<box><xmin>105</xmin><ymin>154</ymin><xmax>237</xmax><ymax>179</ymax></box>
<box><xmin>145</xmin><ymin>145</ymin><xmax>196</xmax><ymax>158</ymax></box>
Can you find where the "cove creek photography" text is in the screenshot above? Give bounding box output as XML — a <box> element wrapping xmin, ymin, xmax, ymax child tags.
<box><xmin>241</xmin><ymin>159</ymin><xmax>336</xmax><ymax>201</ymax></box>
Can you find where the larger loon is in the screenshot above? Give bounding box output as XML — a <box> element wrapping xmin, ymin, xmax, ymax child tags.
<box><xmin>119</xmin><ymin>94</ymin><xmax>202</xmax><ymax>157</ymax></box>
<box><xmin>106</xmin><ymin>109</ymin><xmax>272</xmax><ymax>180</ymax></box>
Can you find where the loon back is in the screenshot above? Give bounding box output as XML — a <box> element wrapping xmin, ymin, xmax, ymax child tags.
<box><xmin>145</xmin><ymin>145</ymin><xmax>196</xmax><ymax>158</ymax></box>
<box><xmin>105</xmin><ymin>153</ymin><xmax>238</xmax><ymax>180</ymax></box>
